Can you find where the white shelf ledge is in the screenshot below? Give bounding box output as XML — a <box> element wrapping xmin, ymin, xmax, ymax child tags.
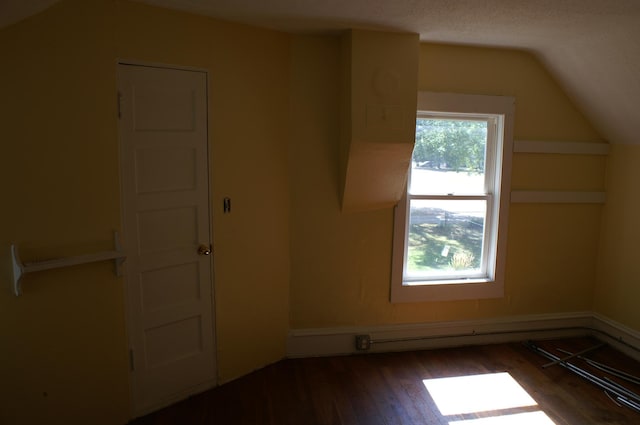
<box><xmin>511</xmin><ymin>191</ymin><xmax>606</xmax><ymax>204</ymax></box>
<box><xmin>513</xmin><ymin>140</ymin><xmax>609</xmax><ymax>155</ymax></box>
<box><xmin>10</xmin><ymin>232</ymin><xmax>126</xmax><ymax>296</ymax></box>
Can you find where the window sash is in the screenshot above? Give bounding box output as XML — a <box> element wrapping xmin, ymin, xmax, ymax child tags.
<box><xmin>404</xmin><ymin>113</ymin><xmax>497</xmax><ymax>284</ymax></box>
<box><xmin>412</xmin><ymin>114</ymin><xmax>497</xmax><ymax>197</ymax></box>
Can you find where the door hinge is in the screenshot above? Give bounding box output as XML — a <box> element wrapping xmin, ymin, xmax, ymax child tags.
<box><xmin>129</xmin><ymin>348</ymin><xmax>135</xmax><ymax>372</ymax></box>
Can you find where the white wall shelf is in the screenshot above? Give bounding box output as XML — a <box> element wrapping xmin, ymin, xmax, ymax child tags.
<box><xmin>510</xmin><ymin>191</ymin><xmax>606</xmax><ymax>204</ymax></box>
<box><xmin>514</xmin><ymin>140</ymin><xmax>609</xmax><ymax>155</ymax></box>
<box><xmin>10</xmin><ymin>232</ymin><xmax>126</xmax><ymax>296</ymax></box>
<box><xmin>511</xmin><ymin>141</ymin><xmax>608</xmax><ymax>204</ymax></box>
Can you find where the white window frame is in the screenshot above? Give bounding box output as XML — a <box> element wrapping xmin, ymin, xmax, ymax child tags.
<box><xmin>391</xmin><ymin>92</ymin><xmax>514</xmax><ymax>302</ymax></box>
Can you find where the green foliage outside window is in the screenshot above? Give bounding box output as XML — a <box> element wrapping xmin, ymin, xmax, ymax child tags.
<box><xmin>414</xmin><ymin>119</ymin><xmax>487</xmax><ymax>172</ymax></box>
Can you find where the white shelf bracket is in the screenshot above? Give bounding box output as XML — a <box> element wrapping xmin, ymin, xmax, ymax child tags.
<box><xmin>10</xmin><ymin>244</ymin><xmax>24</xmax><ymax>296</ymax></box>
<box><xmin>114</xmin><ymin>232</ymin><xmax>125</xmax><ymax>278</ymax></box>
<box><xmin>10</xmin><ymin>231</ymin><xmax>126</xmax><ymax>297</ymax></box>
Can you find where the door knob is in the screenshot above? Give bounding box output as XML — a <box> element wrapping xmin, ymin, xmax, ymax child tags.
<box><xmin>198</xmin><ymin>244</ymin><xmax>212</xmax><ymax>256</ymax></box>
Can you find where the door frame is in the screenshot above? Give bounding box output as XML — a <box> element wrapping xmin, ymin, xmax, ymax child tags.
<box><xmin>116</xmin><ymin>59</ymin><xmax>218</xmax><ymax>418</ymax></box>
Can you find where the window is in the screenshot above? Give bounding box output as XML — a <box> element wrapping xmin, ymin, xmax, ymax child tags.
<box><xmin>391</xmin><ymin>92</ymin><xmax>514</xmax><ymax>302</ymax></box>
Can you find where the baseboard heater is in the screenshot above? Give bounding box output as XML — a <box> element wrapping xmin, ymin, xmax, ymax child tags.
<box><xmin>287</xmin><ymin>313</ymin><xmax>640</xmax><ymax>362</ymax></box>
<box><xmin>359</xmin><ymin>326</ymin><xmax>640</xmax><ymax>353</ymax></box>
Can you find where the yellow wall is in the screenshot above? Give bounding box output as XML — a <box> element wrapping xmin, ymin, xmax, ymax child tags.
<box><xmin>289</xmin><ymin>40</ymin><xmax>604</xmax><ymax>328</ymax></box>
<box><xmin>594</xmin><ymin>144</ymin><xmax>640</xmax><ymax>329</ymax></box>
<box><xmin>0</xmin><ymin>1</ymin><xmax>620</xmax><ymax>423</ymax></box>
<box><xmin>0</xmin><ymin>1</ymin><xmax>290</xmax><ymax>423</ymax></box>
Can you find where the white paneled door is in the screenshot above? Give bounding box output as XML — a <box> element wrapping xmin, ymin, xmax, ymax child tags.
<box><xmin>117</xmin><ymin>64</ymin><xmax>216</xmax><ymax>417</ymax></box>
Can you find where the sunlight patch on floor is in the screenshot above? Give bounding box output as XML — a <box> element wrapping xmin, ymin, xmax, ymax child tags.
<box><xmin>423</xmin><ymin>372</ymin><xmax>556</xmax><ymax>424</ymax></box>
<box><xmin>448</xmin><ymin>411</ymin><xmax>556</xmax><ymax>424</ymax></box>
<box><xmin>423</xmin><ymin>372</ymin><xmax>536</xmax><ymax>415</ymax></box>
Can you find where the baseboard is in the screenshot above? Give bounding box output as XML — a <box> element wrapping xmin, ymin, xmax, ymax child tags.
<box><xmin>287</xmin><ymin>312</ymin><xmax>595</xmax><ymax>358</ymax></box>
<box><xmin>132</xmin><ymin>378</ymin><xmax>217</xmax><ymax>419</ymax></box>
<box><xmin>590</xmin><ymin>313</ymin><xmax>640</xmax><ymax>362</ymax></box>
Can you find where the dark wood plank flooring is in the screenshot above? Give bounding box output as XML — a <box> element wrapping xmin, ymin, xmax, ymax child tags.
<box><xmin>129</xmin><ymin>338</ymin><xmax>640</xmax><ymax>424</ymax></box>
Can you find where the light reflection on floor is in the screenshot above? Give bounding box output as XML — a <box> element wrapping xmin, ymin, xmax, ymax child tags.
<box><xmin>423</xmin><ymin>372</ymin><xmax>556</xmax><ymax>424</ymax></box>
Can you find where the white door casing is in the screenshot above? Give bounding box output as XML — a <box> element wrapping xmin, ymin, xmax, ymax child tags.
<box><xmin>117</xmin><ymin>63</ymin><xmax>216</xmax><ymax>417</ymax></box>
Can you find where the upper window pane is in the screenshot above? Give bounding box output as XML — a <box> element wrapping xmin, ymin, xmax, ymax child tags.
<box><xmin>410</xmin><ymin>119</ymin><xmax>488</xmax><ymax>195</ymax></box>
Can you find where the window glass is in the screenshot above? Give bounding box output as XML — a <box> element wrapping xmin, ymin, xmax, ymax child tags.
<box><xmin>406</xmin><ymin>117</ymin><xmax>492</xmax><ymax>281</ymax></box>
<box><xmin>407</xmin><ymin>198</ymin><xmax>486</xmax><ymax>279</ymax></box>
<box><xmin>410</xmin><ymin>119</ymin><xmax>487</xmax><ymax>195</ymax></box>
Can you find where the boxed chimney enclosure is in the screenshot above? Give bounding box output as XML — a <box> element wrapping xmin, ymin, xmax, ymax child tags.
<box><xmin>339</xmin><ymin>29</ymin><xmax>420</xmax><ymax>212</ymax></box>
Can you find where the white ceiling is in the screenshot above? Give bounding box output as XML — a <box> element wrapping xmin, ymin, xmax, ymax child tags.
<box><xmin>3</xmin><ymin>0</ymin><xmax>639</xmax><ymax>144</ymax></box>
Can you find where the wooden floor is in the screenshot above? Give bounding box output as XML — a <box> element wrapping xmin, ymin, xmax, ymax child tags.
<box><xmin>129</xmin><ymin>338</ymin><xmax>640</xmax><ymax>424</ymax></box>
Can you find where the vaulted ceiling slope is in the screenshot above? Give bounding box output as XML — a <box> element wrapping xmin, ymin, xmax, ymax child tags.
<box><xmin>3</xmin><ymin>0</ymin><xmax>639</xmax><ymax>144</ymax></box>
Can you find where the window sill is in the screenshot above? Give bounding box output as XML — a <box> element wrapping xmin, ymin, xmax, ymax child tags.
<box><xmin>403</xmin><ymin>277</ymin><xmax>492</xmax><ymax>286</ymax></box>
<box><xmin>391</xmin><ymin>278</ymin><xmax>503</xmax><ymax>303</ymax></box>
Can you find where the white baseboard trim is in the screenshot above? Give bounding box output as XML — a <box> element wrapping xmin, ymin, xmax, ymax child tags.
<box><xmin>132</xmin><ymin>378</ymin><xmax>216</xmax><ymax>419</ymax></box>
<box><xmin>287</xmin><ymin>312</ymin><xmax>640</xmax><ymax>361</ymax></box>
<box><xmin>590</xmin><ymin>313</ymin><xmax>640</xmax><ymax>361</ymax></box>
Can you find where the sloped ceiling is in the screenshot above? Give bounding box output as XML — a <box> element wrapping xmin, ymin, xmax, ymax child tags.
<box><xmin>2</xmin><ymin>0</ymin><xmax>639</xmax><ymax>144</ymax></box>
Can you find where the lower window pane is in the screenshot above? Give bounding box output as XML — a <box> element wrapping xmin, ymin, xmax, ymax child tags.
<box><xmin>407</xmin><ymin>199</ymin><xmax>486</xmax><ymax>278</ymax></box>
